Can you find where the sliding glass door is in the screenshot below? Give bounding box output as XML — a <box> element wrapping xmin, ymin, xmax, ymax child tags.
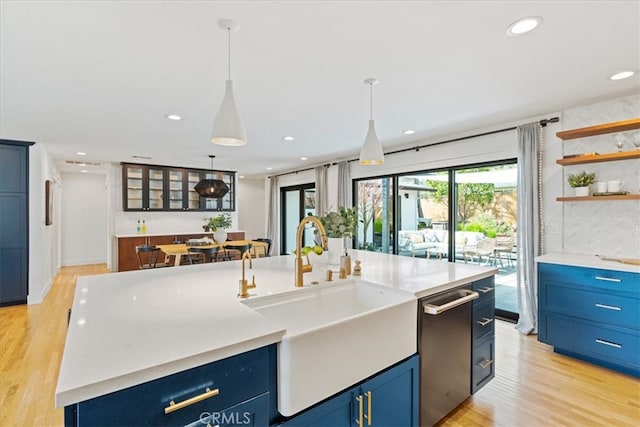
<box><xmin>353</xmin><ymin>161</ymin><xmax>519</xmax><ymax>320</ymax></box>
<box><xmin>280</xmin><ymin>184</ymin><xmax>315</xmax><ymax>255</ymax></box>
<box><xmin>354</xmin><ymin>177</ymin><xmax>394</xmax><ymax>253</ymax></box>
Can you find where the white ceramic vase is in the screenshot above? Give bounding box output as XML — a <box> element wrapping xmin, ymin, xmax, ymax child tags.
<box><xmin>327</xmin><ymin>237</ymin><xmax>344</xmax><ymax>265</ymax></box>
<box><xmin>574</xmin><ymin>186</ymin><xmax>589</xmax><ymax>197</ymax></box>
<box><xmin>213</xmin><ymin>229</ymin><xmax>228</xmax><ymax>243</ymax></box>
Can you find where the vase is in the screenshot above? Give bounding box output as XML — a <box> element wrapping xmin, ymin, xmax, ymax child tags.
<box><xmin>574</xmin><ymin>186</ymin><xmax>589</xmax><ymax>197</ymax></box>
<box><xmin>213</xmin><ymin>229</ymin><xmax>228</xmax><ymax>243</ymax></box>
<box><xmin>327</xmin><ymin>237</ymin><xmax>344</xmax><ymax>265</ymax></box>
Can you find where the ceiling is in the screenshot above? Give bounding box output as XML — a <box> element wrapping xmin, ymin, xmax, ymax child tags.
<box><xmin>1</xmin><ymin>1</ymin><xmax>639</xmax><ymax>178</ymax></box>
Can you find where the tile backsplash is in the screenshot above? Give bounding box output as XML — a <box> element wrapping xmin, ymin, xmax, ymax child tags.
<box><xmin>554</xmin><ymin>93</ymin><xmax>640</xmax><ymax>258</ymax></box>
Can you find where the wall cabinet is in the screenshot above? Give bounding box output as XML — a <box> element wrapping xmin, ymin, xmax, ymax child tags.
<box><xmin>555</xmin><ymin>118</ymin><xmax>640</xmax><ymax>202</ymax></box>
<box><xmin>471</xmin><ymin>276</ymin><xmax>495</xmax><ymax>393</ymax></box>
<box><xmin>122</xmin><ymin>163</ymin><xmax>236</xmax><ymax>212</ymax></box>
<box><xmin>278</xmin><ymin>355</ymin><xmax>418</xmax><ymax>427</ymax></box>
<box><xmin>0</xmin><ymin>140</ymin><xmax>33</xmax><ymax>306</ymax></box>
<box><xmin>64</xmin><ymin>345</ymin><xmax>277</xmax><ymax>427</ymax></box>
<box><xmin>538</xmin><ymin>263</ymin><xmax>640</xmax><ymax>377</ymax></box>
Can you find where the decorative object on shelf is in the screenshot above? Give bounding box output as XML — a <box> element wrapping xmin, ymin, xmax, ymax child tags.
<box><xmin>606</xmin><ymin>180</ymin><xmax>624</xmax><ymax>192</ymax></box>
<box><xmin>195</xmin><ymin>155</ymin><xmax>230</xmax><ymax>198</ymax></box>
<box><xmin>614</xmin><ymin>134</ymin><xmax>625</xmax><ymax>152</ymax></box>
<box><xmin>359</xmin><ymin>78</ymin><xmax>384</xmax><ymax>165</ymax></box>
<box><xmin>211</xmin><ymin>19</ymin><xmax>247</xmax><ymax>146</ymax></box>
<box><xmin>205</xmin><ymin>213</ymin><xmax>232</xmax><ymax>243</ymax></box>
<box><xmin>567</xmin><ymin>170</ymin><xmax>595</xmax><ymax>197</ymax></box>
<box><xmin>633</xmin><ymin>133</ymin><xmax>640</xmax><ymax>150</ymax></box>
<box><xmin>318</xmin><ymin>206</ymin><xmax>358</xmax><ymax>264</ymax></box>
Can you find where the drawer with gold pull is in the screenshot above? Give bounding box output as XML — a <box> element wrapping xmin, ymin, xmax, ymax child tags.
<box><xmin>71</xmin><ymin>345</ymin><xmax>275</xmax><ymax>426</ymax></box>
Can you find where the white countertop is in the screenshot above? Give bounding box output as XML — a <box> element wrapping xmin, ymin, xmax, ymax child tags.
<box><xmin>55</xmin><ymin>250</ymin><xmax>495</xmax><ymax>407</ymax></box>
<box><xmin>114</xmin><ymin>231</ymin><xmax>216</xmax><ymax>238</ymax></box>
<box><xmin>536</xmin><ymin>252</ymin><xmax>640</xmax><ymax>273</ymax></box>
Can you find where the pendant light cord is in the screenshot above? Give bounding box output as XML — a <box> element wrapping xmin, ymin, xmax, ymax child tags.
<box><xmin>369</xmin><ymin>83</ymin><xmax>373</xmax><ymax>120</ymax></box>
<box><xmin>227</xmin><ymin>27</ymin><xmax>231</xmax><ymax>80</ymax></box>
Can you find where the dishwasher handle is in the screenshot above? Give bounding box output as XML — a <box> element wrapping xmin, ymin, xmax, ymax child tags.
<box><xmin>423</xmin><ymin>289</ymin><xmax>479</xmax><ymax>315</ymax></box>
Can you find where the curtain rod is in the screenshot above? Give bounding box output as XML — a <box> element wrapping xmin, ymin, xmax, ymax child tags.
<box><xmin>271</xmin><ymin>116</ymin><xmax>559</xmax><ymax>178</ymax></box>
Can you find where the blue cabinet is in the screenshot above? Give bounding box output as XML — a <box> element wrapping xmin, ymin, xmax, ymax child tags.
<box><xmin>538</xmin><ymin>263</ymin><xmax>640</xmax><ymax>377</ymax></box>
<box><xmin>279</xmin><ymin>355</ymin><xmax>419</xmax><ymax>427</ymax></box>
<box><xmin>471</xmin><ymin>276</ymin><xmax>495</xmax><ymax>393</ymax></box>
<box><xmin>65</xmin><ymin>345</ymin><xmax>277</xmax><ymax>426</ymax></box>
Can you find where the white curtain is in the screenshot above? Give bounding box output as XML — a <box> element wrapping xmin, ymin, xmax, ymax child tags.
<box><xmin>314</xmin><ymin>165</ymin><xmax>328</xmax><ymax>217</ymax></box>
<box><xmin>337</xmin><ymin>161</ymin><xmax>351</xmax><ymax>208</ymax></box>
<box><xmin>266</xmin><ymin>176</ymin><xmax>278</xmax><ymax>254</ymax></box>
<box><xmin>515</xmin><ymin>122</ymin><xmax>544</xmax><ymax>335</ymax></box>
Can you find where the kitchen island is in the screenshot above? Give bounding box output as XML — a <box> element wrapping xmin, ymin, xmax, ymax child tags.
<box><xmin>57</xmin><ymin>250</ymin><xmax>496</xmax><ymax>426</ymax></box>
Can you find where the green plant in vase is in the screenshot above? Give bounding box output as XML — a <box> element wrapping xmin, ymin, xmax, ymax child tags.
<box><xmin>318</xmin><ymin>206</ymin><xmax>358</xmax><ymax>264</ymax></box>
<box><xmin>204</xmin><ymin>213</ymin><xmax>232</xmax><ymax>242</ymax></box>
<box><xmin>567</xmin><ymin>170</ymin><xmax>595</xmax><ymax>197</ymax></box>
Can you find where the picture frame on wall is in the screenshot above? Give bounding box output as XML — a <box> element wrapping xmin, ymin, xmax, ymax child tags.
<box><xmin>45</xmin><ymin>179</ymin><xmax>53</xmax><ymax>226</ymax></box>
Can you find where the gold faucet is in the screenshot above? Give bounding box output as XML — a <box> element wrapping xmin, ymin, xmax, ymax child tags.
<box><xmin>295</xmin><ymin>216</ymin><xmax>328</xmax><ymax>287</ymax></box>
<box><xmin>238</xmin><ymin>250</ymin><xmax>256</xmax><ymax>298</ymax></box>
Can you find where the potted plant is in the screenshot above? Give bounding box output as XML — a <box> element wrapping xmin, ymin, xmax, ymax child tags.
<box><xmin>567</xmin><ymin>170</ymin><xmax>596</xmax><ymax>197</ymax></box>
<box><xmin>204</xmin><ymin>213</ymin><xmax>232</xmax><ymax>243</ymax></box>
<box><xmin>318</xmin><ymin>206</ymin><xmax>358</xmax><ymax>264</ymax></box>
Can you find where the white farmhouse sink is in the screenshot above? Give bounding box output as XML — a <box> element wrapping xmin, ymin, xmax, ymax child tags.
<box><xmin>243</xmin><ymin>281</ymin><xmax>416</xmax><ymax>416</ymax></box>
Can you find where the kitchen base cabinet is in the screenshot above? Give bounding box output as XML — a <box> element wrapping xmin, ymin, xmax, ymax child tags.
<box><xmin>471</xmin><ymin>276</ymin><xmax>495</xmax><ymax>394</ymax></box>
<box><xmin>278</xmin><ymin>355</ymin><xmax>418</xmax><ymax>427</ymax></box>
<box><xmin>64</xmin><ymin>345</ymin><xmax>277</xmax><ymax>427</ymax></box>
<box><xmin>538</xmin><ymin>262</ymin><xmax>640</xmax><ymax>377</ymax></box>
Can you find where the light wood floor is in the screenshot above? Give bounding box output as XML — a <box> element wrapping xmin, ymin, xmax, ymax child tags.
<box><xmin>1</xmin><ymin>265</ymin><xmax>639</xmax><ymax>427</ymax></box>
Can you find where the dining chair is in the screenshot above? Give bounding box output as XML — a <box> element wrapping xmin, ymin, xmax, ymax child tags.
<box><xmin>135</xmin><ymin>245</ymin><xmax>169</xmax><ymax>269</ymax></box>
<box><xmin>187</xmin><ymin>246</ymin><xmax>220</xmax><ymax>264</ymax></box>
<box><xmin>223</xmin><ymin>243</ymin><xmax>253</xmax><ymax>261</ymax></box>
<box><xmin>253</xmin><ymin>238</ymin><xmax>273</xmax><ymax>257</ymax></box>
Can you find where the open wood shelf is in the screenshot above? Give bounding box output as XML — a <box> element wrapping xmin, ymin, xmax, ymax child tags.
<box><xmin>556</xmin><ymin>150</ymin><xmax>640</xmax><ymax>165</ymax></box>
<box><xmin>556</xmin><ymin>118</ymin><xmax>640</xmax><ymax>140</ymax></box>
<box><xmin>557</xmin><ymin>194</ymin><xmax>640</xmax><ymax>202</ymax></box>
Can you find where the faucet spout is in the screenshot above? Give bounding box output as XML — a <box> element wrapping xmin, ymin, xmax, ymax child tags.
<box><xmin>295</xmin><ymin>216</ymin><xmax>328</xmax><ymax>287</ymax></box>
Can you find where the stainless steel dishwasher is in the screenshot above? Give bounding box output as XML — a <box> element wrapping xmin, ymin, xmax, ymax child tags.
<box><xmin>418</xmin><ymin>287</ymin><xmax>479</xmax><ymax>426</ymax></box>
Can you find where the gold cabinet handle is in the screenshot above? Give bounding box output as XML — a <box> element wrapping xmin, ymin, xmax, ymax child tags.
<box><xmin>164</xmin><ymin>387</ymin><xmax>220</xmax><ymax>414</ymax></box>
<box><xmin>356</xmin><ymin>394</ymin><xmax>363</xmax><ymax>425</ymax></box>
<box><xmin>364</xmin><ymin>390</ymin><xmax>372</xmax><ymax>426</ymax></box>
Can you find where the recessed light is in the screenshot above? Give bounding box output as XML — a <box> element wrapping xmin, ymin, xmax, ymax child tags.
<box><xmin>76</xmin><ymin>151</ymin><xmax>87</xmax><ymax>156</ymax></box>
<box><xmin>81</xmin><ymin>169</ymin><xmax>88</xmax><ymax>173</ymax></box>
<box><xmin>266</xmin><ymin>167</ymin><xmax>273</xmax><ymax>170</ymax></box>
<box><xmin>610</xmin><ymin>71</ymin><xmax>635</xmax><ymax>81</ymax></box>
<box><xmin>165</xmin><ymin>114</ymin><xmax>182</xmax><ymax>121</ymax></box>
<box><xmin>239</xmin><ymin>175</ymin><xmax>245</xmax><ymax>179</ymax></box>
<box><xmin>506</xmin><ymin>16</ymin><xmax>542</xmax><ymax>36</ymax></box>
<box><xmin>282</xmin><ymin>136</ymin><xmax>295</xmax><ymax>141</ymax></box>
<box><xmin>403</xmin><ymin>129</ymin><xmax>415</xmax><ymax>135</ymax></box>
<box><xmin>300</xmin><ymin>157</ymin><xmax>308</xmax><ymax>161</ymax></box>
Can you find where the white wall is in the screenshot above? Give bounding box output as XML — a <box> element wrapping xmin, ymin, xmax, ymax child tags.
<box><xmin>548</xmin><ymin>93</ymin><xmax>640</xmax><ymax>258</ymax></box>
<box><xmin>28</xmin><ymin>143</ymin><xmax>61</xmax><ymax>304</ymax></box>
<box><xmin>61</xmin><ymin>172</ymin><xmax>108</xmax><ymax>266</ymax></box>
<box><xmin>237</xmin><ymin>178</ymin><xmax>267</xmax><ymax>239</ymax></box>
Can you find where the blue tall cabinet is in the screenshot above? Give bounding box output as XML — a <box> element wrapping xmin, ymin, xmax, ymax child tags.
<box><xmin>0</xmin><ymin>139</ymin><xmax>33</xmax><ymax>306</ymax></box>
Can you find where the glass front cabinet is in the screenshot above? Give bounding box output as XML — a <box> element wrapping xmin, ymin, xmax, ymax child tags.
<box><xmin>122</xmin><ymin>163</ymin><xmax>235</xmax><ymax>212</ymax></box>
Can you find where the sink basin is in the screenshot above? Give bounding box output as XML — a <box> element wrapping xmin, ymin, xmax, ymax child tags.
<box><xmin>243</xmin><ymin>281</ymin><xmax>416</xmax><ymax>416</ymax></box>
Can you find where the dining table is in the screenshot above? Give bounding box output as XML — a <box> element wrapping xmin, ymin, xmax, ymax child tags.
<box><xmin>156</xmin><ymin>240</ymin><xmax>269</xmax><ymax>266</ymax></box>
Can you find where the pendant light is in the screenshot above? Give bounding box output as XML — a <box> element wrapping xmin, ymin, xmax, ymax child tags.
<box><xmin>211</xmin><ymin>19</ymin><xmax>247</xmax><ymax>146</ymax></box>
<box><xmin>359</xmin><ymin>78</ymin><xmax>384</xmax><ymax>165</ymax></box>
<box><xmin>194</xmin><ymin>155</ymin><xmax>230</xmax><ymax>198</ymax></box>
